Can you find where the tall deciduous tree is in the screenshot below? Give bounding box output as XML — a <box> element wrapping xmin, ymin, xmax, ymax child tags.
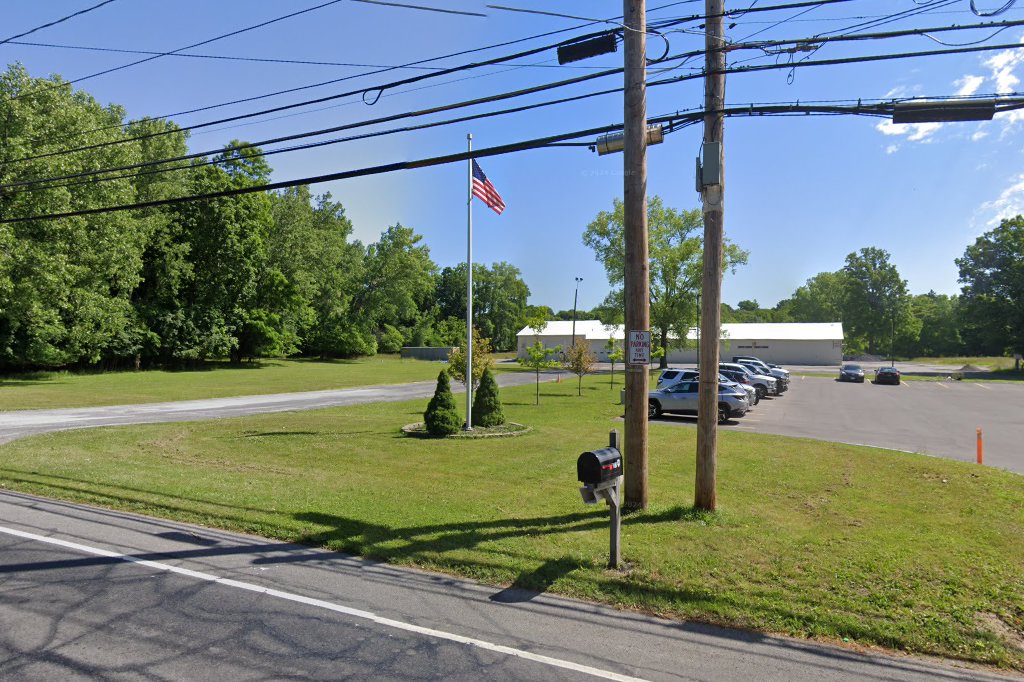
<box><xmin>956</xmin><ymin>217</ymin><xmax>1024</xmax><ymax>358</ymax></box>
<box><xmin>781</xmin><ymin>271</ymin><xmax>849</xmax><ymax>323</ymax></box>
<box><xmin>435</xmin><ymin>262</ymin><xmax>531</xmax><ymax>352</ymax></box>
<box><xmin>583</xmin><ymin>195</ymin><xmax>747</xmax><ymax>368</ymax></box>
<box><xmin>356</xmin><ymin>224</ymin><xmax>436</xmax><ymax>353</ymax></box>
<box><xmin>269</xmin><ymin>187</ymin><xmax>365</xmax><ymax>358</ymax></box>
<box><xmin>0</xmin><ymin>65</ymin><xmax>155</xmax><ymax>369</ymax></box>
<box><xmin>841</xmin><ymin>247</ymin><xmax>916</xmax><ymax>356</ymax></box>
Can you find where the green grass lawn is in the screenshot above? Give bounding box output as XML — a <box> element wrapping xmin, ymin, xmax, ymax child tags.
<box><xmin>0</xmin><ymin>375</ymin><xmax>1021</xmax><ymax>669</ymax></box>
<box><xmin>0</xmin><ymin>356</ymin><xmax>468</xmax><ymax>410</ymax></box>
<box><xmin>910</xmin><ymin>356</ymin><xmax>1019</xmax><ymax>371</ymax></box>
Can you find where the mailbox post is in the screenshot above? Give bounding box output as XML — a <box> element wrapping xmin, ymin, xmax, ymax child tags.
<box><xmin>577</xmin><ymin>429</ymin><xmax>623</xmax><ymax>569</ymax></box>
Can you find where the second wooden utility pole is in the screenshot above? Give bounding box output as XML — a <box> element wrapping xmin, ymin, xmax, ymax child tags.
<box><xmin>696</xmin><ymin>0</ymin><xmax>725</xmax><ymax>511</ymax></box>
<box><xmin>623</xmin><ymin>0</ymin><xmax>649</xmax><ymax>511</ymax></box>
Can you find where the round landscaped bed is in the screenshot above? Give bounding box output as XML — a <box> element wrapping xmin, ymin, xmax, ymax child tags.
<box><xmin>401</xmin><ymin>422</ymin><xmax>531</xmax><ymax>439</ymax></box>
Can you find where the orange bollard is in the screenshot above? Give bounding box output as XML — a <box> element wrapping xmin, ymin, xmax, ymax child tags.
<box><xmin>976</xmin><ymin>428</ymin><xmax>983</xmax><ymax>465</ymax></box>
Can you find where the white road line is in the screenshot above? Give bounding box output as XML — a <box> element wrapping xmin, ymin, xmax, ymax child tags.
<box><xmin>934</xmin><ymin>382</ymin><xmax>948</xmax><ymax>389</ymax></box>
<box><xmin>974</xmin><ymin>383</ymin><xmax>991</xmax><ymax>390</ymax></box>
<box><xmin>0</xmin><ymin>525</ymin><xmax>647</xmax><ymax>682</ymax></box>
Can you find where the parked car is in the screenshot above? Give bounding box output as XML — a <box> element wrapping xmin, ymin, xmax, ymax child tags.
<box><xmin>716</xmin><ymin>368</ymin><xmax>760</xmax><ymax>405</ymax></box>
<box><xmin>874</xmin><ymin>367</ymin><xmax>902</xmax><ymax>385</ymax></box>
<box><xmin>719</xmin><ymin>362</ymin><xmax>777</xmax><ymax>399</ymax></box>
<box><xmin>838</xmin><ymin>364</ymin><xmax>865</xmax><ymax>383</ymax></box>
<box><xmin>659</xmin><ymin>368</ymin><xmax>758</xmax><ymax>406</ymax></box>
<box><xmin>735</xmin><ymin>358</ymin><xmax>790</xmax><ymax>392</ymax></box>
<box><xmin>656</xmin><ymin>368</ymin><xmax>698</xmax><ymax>388</ymax></box>
<box><xmin>648</xmin><ymin>380</ymin><xmax>749</xmax><ymax>424</ymax></box>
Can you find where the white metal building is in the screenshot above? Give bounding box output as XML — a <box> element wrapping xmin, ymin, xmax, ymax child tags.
<box><xmin>516</xmin><ymin>321</ymin><xmax>844</xmax><ymax>365</ymax></box>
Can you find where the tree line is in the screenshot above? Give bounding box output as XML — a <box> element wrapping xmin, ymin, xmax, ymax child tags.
<box><xmin>0</xmin><ymin>65</ymin><xmax>533</xmax><ymax>372</ymax></box>
<box><xmin>723</xmin><ymin>232</ymin><xmax>1023</xmax><ymax>360</ymax></box>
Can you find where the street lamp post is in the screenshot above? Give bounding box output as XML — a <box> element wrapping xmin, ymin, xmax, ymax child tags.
<box><xmin>571</xmin><ymin>277</ymin><xmax>582</xmax><ymax>344</ymax></box>
<box><xmin>891</xmin><ymin>316</ymin><xmax>895</xmax><ymax>368</ymax></box>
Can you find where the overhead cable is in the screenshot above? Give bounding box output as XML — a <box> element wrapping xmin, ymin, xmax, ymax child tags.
<box><xmin>0</xmin><ymin>0</ymin><xmax>117</xmax><ymax>47</ymax></box>
<box><xmin>8</xmin><ymin>0</ymin><xmax>349</xmax><ymax>99</ymax></box>
<box><xmin>13</xmin><ymin>96</ymin><xmax>1024</xmax><ymax>225</ymax></box>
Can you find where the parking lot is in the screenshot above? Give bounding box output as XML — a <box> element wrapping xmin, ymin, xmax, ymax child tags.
<box><xmin>652</xmin><ymin>374</ymin><xmax>1024</xmax><ymax>475</ymax></box>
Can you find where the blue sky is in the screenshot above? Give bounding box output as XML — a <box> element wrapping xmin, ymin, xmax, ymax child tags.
<box><xmin>4</xmin><ymin>0</ymin><xmax>1024</xmax><ymax>312</ymax></box>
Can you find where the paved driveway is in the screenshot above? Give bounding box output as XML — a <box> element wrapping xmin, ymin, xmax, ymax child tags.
<box><xmin>654</xmin><ymin>375</ymin><xmax>1024</xmax><ymax>474</ymax></box>
<box><xmin>0</xmin><ymin>371</ymin><xmax>554</xmax><ymax>445</ymax></box>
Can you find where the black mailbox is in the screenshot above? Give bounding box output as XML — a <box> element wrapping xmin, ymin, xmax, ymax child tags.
<box><xmin>577</xmin><ymin>447</ymin><xmax>623</xmax><ymax>486</ymax></box>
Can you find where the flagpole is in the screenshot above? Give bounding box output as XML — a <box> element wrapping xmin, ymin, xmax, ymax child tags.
<box><xmin>465</xmin><ymin>133</ymin><xmax>474</xmax><ymax>431</ymax></box>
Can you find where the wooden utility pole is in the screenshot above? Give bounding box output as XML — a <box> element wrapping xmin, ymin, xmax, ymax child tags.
<box><xmin>622</xmin><ymin>0</ymin><xmax>649</xmax><ymax>511</ymax></box>
<box><xmin>696</xmin><ymin>0</ymin><xmax>725</xmax><ymax>511</ymax></box>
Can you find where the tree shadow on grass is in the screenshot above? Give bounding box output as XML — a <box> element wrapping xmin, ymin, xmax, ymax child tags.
<box><xmin>286</xmin><ymin>505</ymin><xmax>699</xmax><ymax>566</ymax></box>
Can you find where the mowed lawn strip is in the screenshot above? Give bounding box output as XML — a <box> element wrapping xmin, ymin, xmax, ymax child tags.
<box><xmin>0</xmin><ymin>375</ymin><xmax>1021</xmax><ymax>669</ymax></box>
<box><xmin>0</xmin><ymin>356</ymin><xmax>478</xmax><ymax>410</ymax></box>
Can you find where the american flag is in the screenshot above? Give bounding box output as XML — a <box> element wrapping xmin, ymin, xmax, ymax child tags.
<box><xmin>471</xmin><ymin>160</ymin><xmax>505</xmax><ymax>215</ymax></box>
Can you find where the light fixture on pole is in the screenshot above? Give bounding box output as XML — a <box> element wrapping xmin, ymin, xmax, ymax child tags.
<box><xmin>594</xmin><ymin>124</ymin><xmax>664</xmax><ymax>155</ymax></box>
<box><xmin>892</xmin><ymin>98</ymin><xmax>995</xmax><ymax>123</ymax></box>
<box><xmin>572</xmin><ymin>277</ymin><xmax>583</xmax><ymax>344</ymax></box>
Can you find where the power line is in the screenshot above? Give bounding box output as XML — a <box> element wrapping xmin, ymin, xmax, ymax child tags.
<box><xmin>8</xmin><ymin>0</ymin><xmax>350</xmax><ymax>100</ymax></box>
<box><xmin>3</xmin><ymin>39</ymin><xmax>614</xmax><ymax>71</ymax></box>
<box><xmin>3</xmin><ymin>23</ymin><xmax>644</xmax><ymax>166</ymax></box>
<box><xmin>349</xmin><ymin>0</ymin><xmax>486</xmax><ymax>16</ymax></box>
<box><xmin>17</xmin><ymin>0</ymin><xmax>843</xmax><ymax>154</ymax></box>
<box><xmin>12</xmin><ymin>95</ymin><xmax>1024</xmax><ymax>225</ymax></box>
<box><xmin>0</xmin><ymin>63</ymin><xmax>629</xmax><ymax>190</ymax></box>
<box><xmin>0</xmin><ymin>115</ymin><xmax>689</xmax><ymax>225</ymax></box>
<box><xmin>32</xmin><ymin>3</ymin><xmax>674</xmax><ymax>149</ymax></box>
<box><xmin>0</xmin><ymin>0</ymin><xmax>117</xmax><ymax>46</ymax></box>
<box><xmin>9</xmin><ymin>14</ymin><xmax>1024</xmax><ymax>186</ymax></box>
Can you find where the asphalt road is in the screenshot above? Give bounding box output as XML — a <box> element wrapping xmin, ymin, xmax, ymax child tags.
<box><xmin>653</xmin><ymin>375</ymin><xmax>1024</xmax><ymax>474</ymax></box>
<box><xmin>1</xmin><ymin>490</ymin><xmax>1018</xmax><ymax>682</ymax></box>
<box><xmin>0</xmin><ymin>370</ymin><xmax>552</xmax><ymax>445</ymax></box>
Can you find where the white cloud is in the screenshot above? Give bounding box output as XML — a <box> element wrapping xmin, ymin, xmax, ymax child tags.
<box><xmin>875</xmin><ymin>119</ymin><xmax>943</xmax><ymax>142</ymax></box>
<box><xmin>971</xmin><ymin>129</ymin><xmax>989</xmax><ymax>142</ymax></box>
<box><xmin>979</xmin><ymin>173</ymin><xmax>1024</xmax><ymax>228</ymax></box>
<box><xmin>983</xmin><ymin>37</ymin><xmax>1024</xmax><ymax>94</ymax></box>
<box><xmin>886</xmin><ymin>144</ymin><xmax>899</xmax><ymax>155</ymax></box>
<box><xmin>954</xmin><ymin>75</ymin><xmax>985</xmax><ymax>97</ymax></box>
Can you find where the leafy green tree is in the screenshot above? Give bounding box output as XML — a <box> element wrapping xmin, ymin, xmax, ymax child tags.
<box><xmin>606</xmin><ymin>337</ymin><xmax>624</xmax><ymax>388</ymax></box>
<box><xmin>782</xmin><ymin>271</ymin><xmax>849</xmax><ymax>323</ymax></box>
<box><xmin>517</xmin><ymin>318</ymin><xmax>560</xmax><ymax>404</ymax></box>
<box><xmin>447</xmin><ymin>327</ymin><xmax>494</xmax><ymax>390</ymax></box>
<box><xmin>906</xmin><ymin>291</ymin><xmax>962</xmax><ymax>357</ymax></box>
<box><xmin>563</xmin><ymin>339</ymin><xmax>597</xmax><ymax>396</ymax></box>
<box><xmin>471</xmin><ymin>368</ymin><xmax>505</xmax><ymax>427</ymax></box>
<box><xmin>435</xmin><ymin>262</ymin><xmax>530</xmax><ymax>351</ymax></box>
<box><xmin>355</xmin><ymin>224</ymin><xmax>436</xmax><ymax>353</ymax></box>
<box><xmin>956</xmin><ymin>217</ymin><xmax>1024</xmax><ymax>359</ymax></box>
<box><xmin>841</xmin><ymin>247</ymin><xmax>915</xmax><ymax>356</ymax></box>
<box><xmin>268</xmin><ymin>187</ymin><xmax>365</xmax><ymax>359</ymax></box>
<box><xmin>0</xmin><ymin>65</ymin><xmax>156</xmax><ymax>369</ymax></box>
<box><xmin>583</xmin><ymin>195</ymin><xmax>747</xmax><ymax>368</ymax></box>
<box><xmin>164</xmin><ymin>143</ymin><xmax>284</xmax><ymax>364</ymax></box>
<box><xmin>424</xmin><ymin>371</ymin><xmax>461</xmax><ymax>436</ymax></box>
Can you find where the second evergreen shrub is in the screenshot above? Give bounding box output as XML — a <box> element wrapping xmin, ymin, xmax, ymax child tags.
<box><xmin>472</xmin><ymin>368</ymin><xmax>505</xmax><ymax>427</ymax></box>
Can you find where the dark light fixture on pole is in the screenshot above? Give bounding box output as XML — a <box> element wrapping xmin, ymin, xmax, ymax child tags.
<box><xmin>572</xmin><ymin>276</ymin><xmax>583</xmax><ymax>344</ymax></box>
<box><xmin>892</xmin><ymin>98</ymin><xmax>995</xmax><ymax>124</ymax></box>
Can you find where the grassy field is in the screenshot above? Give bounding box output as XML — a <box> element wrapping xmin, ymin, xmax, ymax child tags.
<box><xmin>910</xmin><ymin>356</ymin><xmax>1019</xmax><ymax>371</ymax></box>
<box><xmin>0</xmin><ymin>356</ymin><xmax>475</xmax><ymax>411</ymax></box>
<box><xmin>0</xmin><ymin>375</ymin><xmax>1021</xmax><ymax>669</ymax></box>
